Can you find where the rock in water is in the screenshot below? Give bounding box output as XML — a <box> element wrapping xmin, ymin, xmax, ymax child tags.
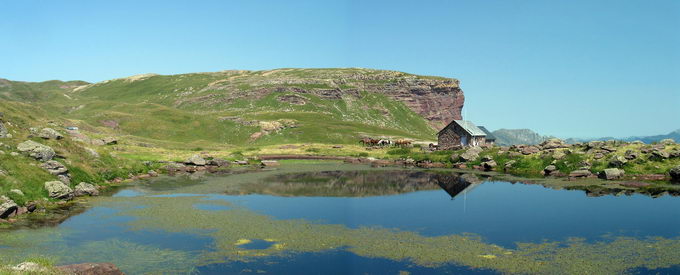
<box><xmin>260</xmin><ymin>160</ymin><xmax>280</xmax><ymax>167</ymax></box>
<box><xmin>74</xmin><ymin>182</ymin><xmax>99</xmax><ymax>196</ymax></box>
<box><xmin>185</xmin><ymin>155</ymin><xmax>207</xmax><ymax>166</ymax></box>
<box><xmin>38</xmin><ymin>127</ymin><xmax>64</xmax><ymax>140</ymax></box>
<box><xmin>56</xmin><ymin>262</ymin><xmax>124</xmax><ymax>275</ymax></box>
<box><xmin>600</xmin><ymin>168</ymin><xmax>625</xmax><ymax>180</ymax></box>
<box><xmin>17</xmin><ymin>140</ymin><xmax>56</xmax><ymax>161</ymax></box>
<box><xmin>0</xmin><ymin>195</ymin><xmax>18</xmax><ymax>219</ymax></box>
<box><xmin>44</xmin><ymin>181</ymin><xmax>74</xmax><ymax>200</ymax></box>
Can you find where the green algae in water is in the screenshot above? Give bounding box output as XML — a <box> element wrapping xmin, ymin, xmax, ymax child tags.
<box><xmin>103</xmin><ymin>195</ymin><xmax>680</xmax><ymax>275</ymax></box>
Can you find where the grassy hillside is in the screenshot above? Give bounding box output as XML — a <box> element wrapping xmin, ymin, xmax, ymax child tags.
<box><xmin>4</xmin><ymin>68</ymin><xmax>454</xmax><ymax>148</ymax></box>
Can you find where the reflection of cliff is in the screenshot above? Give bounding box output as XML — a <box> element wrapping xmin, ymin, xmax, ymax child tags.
<box><xmin>224</xmin><ymin>170</ymin><xmax>485</xmax><ymax>198</ymax></box>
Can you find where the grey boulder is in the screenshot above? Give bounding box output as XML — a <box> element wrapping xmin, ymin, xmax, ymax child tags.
<box><xmin>600</xmin><ymin>168</ymin><xmax>625</xmax><ymax>180</ymax></box>
<box><xmin>44</xmin><ymin>181</ymin><xmax>74</xmax><ymax>200</ymax></box>
<box><xmin>0</xmin><ymin>195</ymin><xmax>18</xmax><ymax>219</ymax></box>
<box><xmin>38</xmin><ymin>128</ymin><xmax>64</xmax><ymax>140</ymax></box>
<box><xmin>74</xmin><ymin>182</ymin><xmax>99</xmax><ymax>196</ymax></box>
<box><xmin>17</xmin><ymin>140</ymin><xmax>56</xmax><ymax>161</ymax></box>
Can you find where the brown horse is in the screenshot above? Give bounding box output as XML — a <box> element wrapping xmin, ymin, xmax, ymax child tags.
<box><xmin>394</xmin><ymin>139</ymin><xmax>412</xmax><ymax>147</ymax></box>
<box><xmin>360</xmin><ymin>138</ymin><xmax>380</xmax><ymax>146</ymax></box>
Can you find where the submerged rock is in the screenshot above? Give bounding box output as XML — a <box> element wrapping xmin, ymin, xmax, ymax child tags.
<box><xmin>17</xmin><ymin>140</ymin><xmax>56</xmax><ymax>161</ymax></box>
<box><xmin>44</xmin><ymin>181</ymin><xmax>74</xmax><ymax>200</ymax></box>
<box><xmin>74</xmin><ymin>182</ymin><xmax>99</xmax><ymax>196</ymax></box>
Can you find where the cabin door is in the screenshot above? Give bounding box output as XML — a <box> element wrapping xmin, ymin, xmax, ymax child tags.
<box><xmin>461</xmin><ymin>135</ymin><xmax>468</xmax><ymax>146</ymax></box>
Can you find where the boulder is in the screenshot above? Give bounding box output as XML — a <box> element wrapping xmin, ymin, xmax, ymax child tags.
<box><xmin>11</xmin><ymin>262</ymin><xmax>48</xmax><ymax>273</ymax></box>
<box><xmin>459</xmin><ymin>150</ymin><xmax>479</xmax><ymax>162</ymax></box>
<box><xmin>624</xmin><ymin>150</ymin><xmax>638</xmax><ymax>160</ymax></box>
<box><xmin>660</xmin><ymin>139</ymin><xmax>676</xmax><ymax>145</ymax></box>
<box><xmin>586</xmin><ymin>141</ymin><xmax>604</xmax><ymax>150</ymax></box>
<box><xmin>0</xmin><ymin>195</ymin><xmax>18</xmax><ymax>219</ymax></box>
<box><xmin>185</xmin><ymin>155</ymin><xmax>207</xmax><ymax>166</ymax></box>
<box><xmin>0</xmin><ymin>121</ymin><xmax>9</xmax><ymax>138</ymax></box>
<box><xmin>594</xmin><ymin>153</ymin><xmax>604</xmax><ymax>160</ymax></box>
<box><xmin>552</xmin><ymin>150</ymin><xmax>566</xmax><ymax>160</ymax></box>
<box><xmin>449</xmin><ymin>153</ymin><xmax>460</xmax><ymax>163</ymax></box>
<box><xmin>481</xmin><ymin>160</ymin><xmax>497</xmax><ymax>171</ymax></box>
<box><xmin>480</xmin><ymin>156</ymin><xmax>493</xmax><ymax>162</ymax></box>
<box><xmin>260</xmin><ymin>160</ymin><xmax>280</xmax><ymax>167</ymax></box>
<box><xmin>543</xmin><ymin>165</ymin><xmax>558</xmax><ymax>175</ymax></box>
<box><xmin>539</xmin><ymin>138</ymin><xmax>567</xmax><ymax>150</ymax></box>
<box><xmin>504</xmin><ymin>160</ymin><xmax>516</xmax><ymax>170</ymax></box>
<box><xmin>521</xmin><ymin>146</ymin><xmax>540</xmax><ymax>155</ymax></box>
<box><xmin>56</xmin><ymin>262</ymin><xmax>124</xmax><ymax>275</ymax></box>
<box><xmin>670</xmin><ymin>166</ymin><xmax>680</xmax><ymax>183</ymax></box>
<box><xmin>40</xmin><ymin>160</ymin><xmax>68</xmax><ymax>175</ymax></box>
<box><xmin>58</xmin><ymin>174</ymin><xmax>72</xmax><ymax>185</ymax></box>
<box><xmin>569</xmin><ymin>169</ymin><xmax>592</xmax><ymax>178</ymax></box>
<box><xmin>102</xmin><ymin>137</ymin><xmax>118</xmax><ymax>145</ymax></box>
<box><xmin>148</xmin><ymin>170</ymin><xmax>159</xmax><ymax>177</ymax></box>
<box><xmin>44</xmin><ymin>181</ymin><xmax>74</xmax><ymax>200</ymax></box>
<box><xmin>608</xmin><ymin>156</ymin><xmax>628</xmax><ymax>168</ymax></box>
<box><xmin>38</xmin><ymin>128</ymin><xmax>64</xmax><ymax>140</ymax></box>
<box><xmin>74</xmin><ymin>182</ymin><xmax>99</xmax><ymax>196</ymax></box>
<box><xmin>207</xmin><ymin>158</ymin><xmax>230</xmax><ymax>167</ymax></box>
<box><xmin>650</xmin><ymin>150</ymin><xmax>670</xmax><ymax>160</ymax></box>
<box><xmin>600</xmin><ymin>168</ymin><xmax>625</xmax><ymax>180</ymax></box>
<box><xmin>17</xmin><ymin>140</ymin><xmax>56</xmax><ymax>161</ymax></box>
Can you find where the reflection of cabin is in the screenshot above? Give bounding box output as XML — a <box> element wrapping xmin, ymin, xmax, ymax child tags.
<box><xmin>437</xmin><ymin>120</ymin><xmax>487</xmax><ymax>149</ymax></box>
<box><xmin>477</xmin><ymin>126</ymin><xmax>496</xmax><ymax>145</ymax></box>
<box><xmin>435</xmin><ymin>174</ymin><xmax>480</xmax><ymax>199</ymax></box>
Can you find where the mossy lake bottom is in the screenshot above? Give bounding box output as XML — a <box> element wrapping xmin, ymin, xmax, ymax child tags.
<box><xmin>1</xmin><ymin>163</ymin><xmax>679</xmax><ymax>274</ymax></box>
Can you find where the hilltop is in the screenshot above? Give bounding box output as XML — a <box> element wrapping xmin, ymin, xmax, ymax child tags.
<box><xmin>1</xmin><ymin>68</ymin><xmax>463</xmax><ymax>148</ymax></box>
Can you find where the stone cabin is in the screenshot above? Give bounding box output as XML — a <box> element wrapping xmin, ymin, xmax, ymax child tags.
<box><xmin>477</xmin><ymin>126</ymin><xmax>496</xmax><ymax>146</ymax></box>
<box><xmin>437</xmin><ymin>120</ymin><xmax>487</xmax><ymax>149</ymax></box>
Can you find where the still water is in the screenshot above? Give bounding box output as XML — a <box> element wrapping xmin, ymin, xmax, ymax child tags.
<box><xmin>1</xmin><ymin>163</ymin><xmax>679</xmax><ymax>274</ymax></box>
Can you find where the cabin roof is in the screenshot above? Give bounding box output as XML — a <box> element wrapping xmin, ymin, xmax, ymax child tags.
<box><xmin>477</xmin><ymin>126</ymin><xmax>496</xmax><ymax>141</ymax></box>
<box><xmin>439</xmin><ymin>120</ymin><xmax>487</xmax><ymax>136</ymax></box>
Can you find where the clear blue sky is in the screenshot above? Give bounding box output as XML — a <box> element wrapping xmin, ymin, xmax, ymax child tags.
<box><xmin>1</xmin><ymin>0</ymin><xmax>678</xmax><ymax>138</ymax></box>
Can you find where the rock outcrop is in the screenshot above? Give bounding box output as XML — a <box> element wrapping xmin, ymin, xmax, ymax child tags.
<box><xmin>17</xmin><ymin>140</ymin><xmax>55</xmax><ymax>161</ymax></box>
<box><xmin>44</xmin><ymin>181</ymin><xmax>74</xmax><ymax>200</ymax></box>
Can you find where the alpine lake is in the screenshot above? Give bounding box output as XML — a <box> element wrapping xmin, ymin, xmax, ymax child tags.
<box><xmin>1</xmin><ymin>162</ymin><xmax>679</xmax><ymax>274</ymax></box>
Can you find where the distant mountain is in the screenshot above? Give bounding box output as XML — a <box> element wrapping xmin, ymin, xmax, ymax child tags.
<box><xmin>565</xmin><ymin>129</ymin><xmax>680</xmax><ymax>144</ymax></box>
<box><xmin>491</xmin><ymin>129</ymin><xmax>552</xmax><ymax>146</ymax></box>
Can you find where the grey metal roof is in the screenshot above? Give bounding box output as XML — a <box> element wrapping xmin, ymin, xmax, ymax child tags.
<box><xmin>477</xmin><ymin>126</ymin><xmax>496</xmax><ymax>140</ymax></box>
<box><xmin>454</xmin><ymin>120</ymin><xmax>487</xmax><ymax>136</ymax></box>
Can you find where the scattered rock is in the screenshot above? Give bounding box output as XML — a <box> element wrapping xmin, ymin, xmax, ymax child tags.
<box><xmin>102</xmin><ymin>137</ymin><xmax>118</xmax><ymax>145</ymax></box>
<box><xmin>594</xmin><ymin>153</ymin><xmax>604</xmax><ymax>160</ymax></box>
<box><xmin>460</xmin><ymin>147</ymin><xmax>482</xmax><ymax>162</ymax></box>
<box><xmin>670</xmin><ymin>166</ymin><xmax>680</xmax><ymax>183</ymax></box>
<box><xmin>57</xmin><ymin>262</ymin><xmax>124</xmax><ymax>275</ymax></box>
<box><xmin>17</xmin><ymin>140</ymin><xmax>56</xmax><ymax>161</ymax></box>
<box><xmin>148</xmin><ymin>170</ymin><xmax>159</xmax><ymax>177</ymax></box>
<box><xmin>9</xmin><ymin>152</ymin><xmax>19</xmax><ymax>157</ymax></box>
<box><xmin>449</xmin><ymin>153</ymin><xmax>460</xmax><ymax>163</ymax></box>
<box><xmin>569</xmin><ymin>169</ymin><xmax>592</xmax><ymax>179</ymax></box>
<box><xmin>504</xmin><ymin>160</ymin><xmax>516</xmax><ymax>170</ymax></box>
<box><xmin>41</xmin><ymin>160</ymin><xmax>68</xmax><ymax>175</ymax></box>
<box><xmin>608</xmin><ymin>156</ymin><xmax>628</xmax><ymax>168</ymax></box>
<box><xmin>0</xmin><ymin>196</ymin><xmax>18</xmax><ymax>219</ymax></box>
<box><xmin>539</xmin><ymin>138</ymin><xmax>567</xmax><ymax>150</ymax></box>
<box><xmin>260</xmin><ymin>160</ymin><xmax>280</xmax><ymax>167</ymax></box>
<box><xmin>521</xmin><ymin>146</ymin><xmax>540</xmax><ymax>155</ymax></box>
<box><xmin>0</xmin><ymin>121</ymin><xmax>9</xmax><ymax>138</ymax></box>
<box><xmin>480</xmin><ymin>160</ymin><xmax>496</xmax><ymax>171</ymax></box>
<box><xmin>44</xmin><ymin>181</ymin><xmax>74</xmax><ymax>200</ymax></box>
<box><xmin>480</xmin><ymin>156</ymin><xmax>493</xmax><ymax>162</ymax></box>
<box><xmin>74</xmin><ymin>182</ymin><xmax>99</xmax><ymax>196</ymax></box>
<box><xmin>9</xmin><ymin>189</ymin><xmax>24</xmax><ymax>196</ymax></box>
<box><xmin>207</xmin><ymin>158</ymin><xmax>230</xmax><ymax>167</ymax></box>
<box><xmin>600</xmin><ymin>168</ymin><xmax>625</xmax><ymax>180</ymax></box>
<box><xmin>38</xmin><ymin>127</ymin><xmax>64</xmax><ymax>140</ymax></box>
<box><xmin>11</xmin><ymin>262</ymin><xmax>48</xmax><ymax>273</ymax></box>
<box><xmin>58</xmin><ymin>174</ymin><xmax>72</xmax><ymax>185</ymax></box>
<box><xmin>543</xmin><ymin>165</ymin><xmax>558</xmax><ymax>175</ymax></box>
<box><xmin>234</xmin><ymin>160</ymin><xmax>249</xmax><ymax>165</ymax></box>
<box><xmin>624</xmin><ymin>150</ymin><xmax>638</xmax><ymax>160</ymax></box>
<box><xmin>660</xmin><ymin>139</ymin><xmax>676</xmax><ymax>145</ymax></box>
<box><xmin>649</xmin><ymin>150</ymin><xmax>670</xmax><ymax>160</ymax></box>
<box><xmin>185</xmin><ymin>155</ymin><xmax>207</xmax><ymax>166</ymax></box>
<box><xmin>552</xmin><ymin>150</ymin><xmax>566</xmax><ymax>160</ymax></box>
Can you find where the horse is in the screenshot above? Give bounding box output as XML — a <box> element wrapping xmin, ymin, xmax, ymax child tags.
<box><xmin>378</xmin><ymin>139</ymin><xmax>392</xmax><ymax>146</ymax></box>
<box><xmin>360</xmin><ymin>138</ymin><xmax>380</xmax><ymax>147</ymax></box>
<box><xmin>394</xmin><ymin>139</ymin><xmax>412</xmax><ymax>147</ymax></box>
